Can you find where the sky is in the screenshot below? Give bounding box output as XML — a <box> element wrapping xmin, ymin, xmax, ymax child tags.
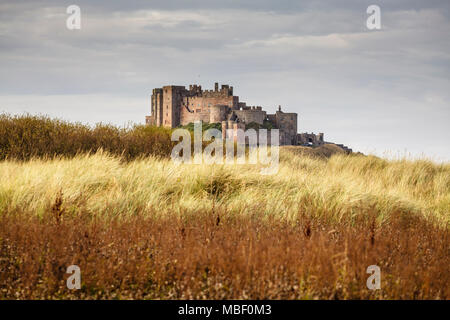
<box><xmin>0</xmin><ymin>0</ymin><xmax>449</xmax><ymax>161</ymax></box>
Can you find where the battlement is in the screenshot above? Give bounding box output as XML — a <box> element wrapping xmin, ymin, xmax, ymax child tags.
<box><xmin>187</xmin><ymin>82</ymin><xmax>234</xmax><ymax>98</ymax></box>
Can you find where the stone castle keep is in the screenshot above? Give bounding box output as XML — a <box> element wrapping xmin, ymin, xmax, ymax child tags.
<box><xmin>146</xmin><ymin>82</ymin><xmax>327</xmax><ymax>146</ymax></box>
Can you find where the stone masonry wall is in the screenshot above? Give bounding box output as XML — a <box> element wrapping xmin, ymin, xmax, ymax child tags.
<box><xmin>234</xmin><ymin>108</ymin><xmax>266</xmax><ymax>125</ymax></box>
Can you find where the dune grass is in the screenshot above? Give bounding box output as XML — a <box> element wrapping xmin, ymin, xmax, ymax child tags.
<box><xmin>0</xmin><ymin>149</ymin><xmax>448</xmax><ymax>226</ymax></box>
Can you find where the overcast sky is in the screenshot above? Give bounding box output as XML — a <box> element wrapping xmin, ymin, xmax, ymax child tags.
<box><xmin>0</xmin><ymin>0</ymin><xmax>449</xmax><ymax>160</ymax></box>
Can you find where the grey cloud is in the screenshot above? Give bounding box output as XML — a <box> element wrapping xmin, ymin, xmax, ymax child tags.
<box><xmin>3</xmin><ymin>0</ymin><xmax>448</xmax><ymax>13</ymax></box>
<box><xmin>0</xmin><ymin>0</ymin><xmax>449</xmax><ymax>160</ymax></box>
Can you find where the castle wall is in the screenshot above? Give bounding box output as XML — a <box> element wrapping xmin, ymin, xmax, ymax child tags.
<box><xmin>179</xmin><ymin>96</ymin><xmax>210</xmax><ymax>125</ymax></box>
<box><xmin>182</xmin><ymin>110</ymin><xmax>210</xmax><ymax>125</ymax></box>
<box><xmin>179</xmin><ymin>95</ymin><xmax>238</xmax><ymax>125</ymax></box>
<box><xmin>234</xmin><ymin>108</ymin><xmax>266</xmax><ymax>125</ymax></box>
<box><xmin>209</xmin><ymin>105</ymin><xmax>229</xmax><ymax>123</ymax></box>
<box><xmin>273</xmin><ymin>111</ymin><xmax>297</xmax><ymax>145</ymax></box>
<box><xmin>297</xmin><ymin>132</ymin><xmax>324</xmax><ymax>146</ymax></box>
<box><xmin>266</xmin><ymin>114</ymin><xmax>276</xmax><ymax>124</ymax></box>
<box><xmin>185</xmin><ymin>95</ymin><xmax>236</xmax><ymax>111</ymax></box>
<box><xmin>151</xmin><ymin>88</ymin><xmax>163</xmax><ymax>126</ymax></box>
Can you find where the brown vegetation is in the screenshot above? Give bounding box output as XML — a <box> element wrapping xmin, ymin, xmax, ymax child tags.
<box><xmin>0</xmin><ymin>208</ymin><xmax>448</xmax><ymax>299</ymax></box>
<box><xmin>0</xmin><ymin>113</ymin><xmax>174</xmax><ymax>160</ymax></box>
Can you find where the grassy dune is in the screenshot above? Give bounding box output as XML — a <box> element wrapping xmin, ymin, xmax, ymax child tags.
<box><xmin>0</xmin><ymin>114</ymin><xmax>448</xmax><ymax>299</ymax></box>
<box><xmin>0</xmin><ymin>149</ymin><xmax>449</xmax><ymax>299</ymax></box>
<box><xmin>0</xmin><ymin>149</ymin><xmax>448</xmax><ymax>225</ymax></box>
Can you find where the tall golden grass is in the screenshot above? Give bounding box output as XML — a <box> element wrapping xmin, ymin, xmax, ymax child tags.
<box><xmin>0</xmin><ymin>150</ymin><xmax>448</xmax><ymax>225</ymax></box>
<box><xmin>0</xmin><ymin>114</ymin><xmax>448</xmax><ymax>299</ymax></box>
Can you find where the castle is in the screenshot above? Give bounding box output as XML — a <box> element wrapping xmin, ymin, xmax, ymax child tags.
<box><xmin>146</xmin><ymin>82</ymin><xmax>327</xmax><ymax>147</ymax></box>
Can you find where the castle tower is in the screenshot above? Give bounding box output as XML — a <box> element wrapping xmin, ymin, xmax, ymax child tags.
<box><xmin>209</xmin><ymin>105</ymin><xmax>228</xmax><ymax>123</ymax></box>
<box><xmin>151</xmin><ymin>88</ymin><xmax>163</xmax><ymax>126</ymax></box>
<box><xmin>158</xmin><ymin>85</ymin><xmax>186</xmax><ymax>128</ymax></box>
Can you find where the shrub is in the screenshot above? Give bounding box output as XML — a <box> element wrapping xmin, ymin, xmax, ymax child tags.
<box><xmin>0</xmin><ymin>113</ymin><xmax>175</xmax><ymax>161</ymax></box>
